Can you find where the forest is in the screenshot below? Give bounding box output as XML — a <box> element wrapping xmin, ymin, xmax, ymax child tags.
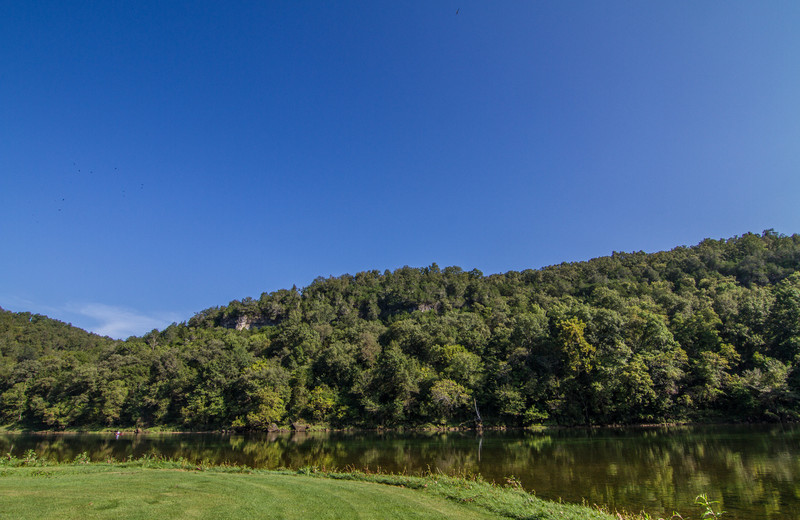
<box><xmin>2</xmin><ymin>230</ymin><xmax>799</xmax><ymax>431</ymax></box>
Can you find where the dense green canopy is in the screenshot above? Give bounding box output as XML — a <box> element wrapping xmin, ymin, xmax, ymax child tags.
<box><xmin>3</xmin><ymin>230</ymin><xmax>800</xmax><ymax>430</ymax></box>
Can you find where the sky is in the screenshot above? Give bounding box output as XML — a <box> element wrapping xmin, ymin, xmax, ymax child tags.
<box><xmin>2</xmin><ymin>1</ymin><xmax>799</xmax><ymax>339</ymax></box>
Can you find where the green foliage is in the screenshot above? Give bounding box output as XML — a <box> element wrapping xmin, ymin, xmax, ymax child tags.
<box><xmin>308</xmin><ymin>384</ymin><xmax>338</xmax><ymax>422</ymax></box>
<box><xmin>695</xmin><ymin>493</ymin><xmax>725</xmax><ymax>519</ymax></box>
<box><xmin>3</xmin><ymin>231</ymin><xmax>800</xmax><ymax>430</ymax></box>
<box><xmin>558</xmin><ymin>317</ymin><xmax>596</xmax><ymax>374</ymax></box>
<box><xmin>245</xmin><ymin>387</ymin><xmax>286</xmax><ymax>429</ymax></box>
<box><xmin>431</xmin><ymin>344</ymin><xmax>484</xmax><ymax>389</ymax></box>
<box><xmin>523</xmin><ymin>405</ymin><xmax>549</xmax><ymax>425</ymax></box>
<box><xmin>428</xmin><ymin>379</ymin><xmax>470</xmax><ymax>421</ymax></box>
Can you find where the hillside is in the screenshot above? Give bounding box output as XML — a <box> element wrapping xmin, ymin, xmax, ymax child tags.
<box><xmin>2</xmin><ymin>230</ymin><xmax>800</xmax><ymax>430</ymax></box>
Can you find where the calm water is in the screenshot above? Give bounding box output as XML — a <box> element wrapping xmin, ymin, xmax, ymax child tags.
<box><xmin>2</xmin><ymin>424</ymin><xmax>798</xmax><ymax>519</ymax></box>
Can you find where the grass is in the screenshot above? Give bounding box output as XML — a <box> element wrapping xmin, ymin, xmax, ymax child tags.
<box><xmin>0</xmin><ymin>452</ymin><xmax>672</xmax><ymax>520</ymax></box>
<box><xmin>1</xmin><ymin>466</ymin><xmax>511</xmax><ymax>520</ymax></box>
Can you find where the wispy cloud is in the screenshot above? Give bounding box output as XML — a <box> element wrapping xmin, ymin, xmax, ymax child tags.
<box><xmin>1</xmin><ymin>296</ymin><xmax>183</xmax><ymax>339</ymax></box>
<box><xmin>75</xmin><ymin>303</ymin><xmax>181</xmax><ymax>339</ymax></box>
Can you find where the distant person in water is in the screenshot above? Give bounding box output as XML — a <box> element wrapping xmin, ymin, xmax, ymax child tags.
<box><xmin>115</xmin><ymin>431</ymin><xmax>120</xmax><ymax>439</ymax></box>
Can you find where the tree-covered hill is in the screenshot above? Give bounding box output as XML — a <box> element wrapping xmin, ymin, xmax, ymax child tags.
<box><xmin>3</xmin><ymin>231</ymin><xmax>800</xmax><ymax>430</ymax></box>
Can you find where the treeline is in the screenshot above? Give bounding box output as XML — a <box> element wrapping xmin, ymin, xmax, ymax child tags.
<box><xmin>2</xmin><ymin>230</ymin><xmax>800</xmax><ymax>430</ymax></box>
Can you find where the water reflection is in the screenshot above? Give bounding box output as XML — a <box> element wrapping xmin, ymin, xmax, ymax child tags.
<box><xmin>1</xmin><ymin>424</ymin><xmax>798</xmax><ymax>520</ymax></box>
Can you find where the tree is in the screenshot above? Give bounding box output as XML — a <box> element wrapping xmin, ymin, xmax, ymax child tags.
<box><xmin>308</xmin><ymin>385</ymin><xmax>338</xmax><ymax>422</ymax></box>
<box><xmin>430</xmin><ymin>344</ymin><xmax>484</xmax><ymax>390</ymax></box>
<box><xmin>769</xmin><ymin>273</ymin><xmax>800</xmax><ymax>361</ymax></box>
<box><xmin>558</xmin><ymin>318</ymin><xmax>596</xmax><ymax>375</ymax></box>
<box><xmin>98</xmin><ymin>379</ymin><xmax>128</xmax><ymax>426</ymax></box>
<box><xmin>245</xmin><ymin>387</ymin><xmax>286</xmax><ymax>429</ymax></box>
<box><xmin>556</xmin><ymin>318</ymin><xmax>596</xmax><ymax>425</ymax></box>
<box><xmin>428</xmin><ymin>378</ymin><xmax>469</xmax><ymax>423</ymax></box>
<box><xmin>0</xmin><ymin>382</ymin><xmax>27</xmax><ymax>424</ymax></box>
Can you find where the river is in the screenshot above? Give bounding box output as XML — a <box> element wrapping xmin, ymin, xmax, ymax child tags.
<box><xmin>2</xmin><ymin>424</ymin><xmax>798</xmax><ymax>519</ymax></box>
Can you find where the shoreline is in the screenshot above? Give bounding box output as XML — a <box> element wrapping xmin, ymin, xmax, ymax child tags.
<box><xmin>2</xmin><ymin>419</ymin><xmax>790</xmax><ymax>436</ymax></box>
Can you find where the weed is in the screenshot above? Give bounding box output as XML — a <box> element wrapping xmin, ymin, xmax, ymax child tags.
<box><xmin>695</xmin><ymin>494</ymin><xmax>725</xmax><ymax>519</ymax></box>
<box><xmin>592</xmin><ymin>502</ymin><xmax>685</xmax><ymax>520</ymax></box>
<box><xmin>73</xmin><ymin>452</ymin><xmax>90</xmax><ymax>464</ymax></box>
<box><xmin>24</xmin><ymin>449</ymin><xmax>38</xmax><ymax>465</ymax></box>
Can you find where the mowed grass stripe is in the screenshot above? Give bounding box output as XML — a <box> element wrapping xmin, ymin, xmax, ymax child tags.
<box><xmin>237</xmin><ymin>473</ymin><xmax>494</xmax><ymax>519</ymax></box>
<box><xmin>0</xmin><ymin>468</ymin><xmax>499</xmax><ymax>520</ymax></box>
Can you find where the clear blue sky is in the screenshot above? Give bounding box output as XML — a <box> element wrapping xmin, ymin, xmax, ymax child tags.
<box><xmin>2</xmin><ymin>1</ymin><xmax>799</xmax><ymax>338</ymax></box>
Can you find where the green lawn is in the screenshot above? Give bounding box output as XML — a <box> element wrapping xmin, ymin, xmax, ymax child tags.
<box><xmin>0</xmin><ymin>464</ymin><xmax>619</xmax><ymax>520</ymax></box>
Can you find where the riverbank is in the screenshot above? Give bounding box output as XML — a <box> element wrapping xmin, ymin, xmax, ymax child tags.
<box><xmin>0</xmin><ymin>419</ymin><xmax>713</xmax><ymax>435</ymax></box>
<box><xmin>0</xmin><ymin>455</ymin><xmax>640</xmax><ymax>520</ymax></box>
